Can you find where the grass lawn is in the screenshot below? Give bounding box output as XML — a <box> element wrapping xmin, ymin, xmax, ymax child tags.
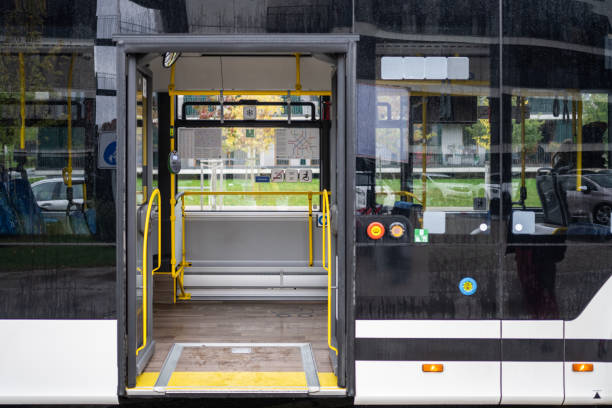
<box><xmin>376</xmin><ymin>177</ymin><xmax>541</xmax><ymax>208</ymax></box>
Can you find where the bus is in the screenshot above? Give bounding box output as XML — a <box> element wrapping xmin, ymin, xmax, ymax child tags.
<box><xmin>0</xmin><ymin>0</ymin><xmax>610</xmax><ymax>405</ymax></box>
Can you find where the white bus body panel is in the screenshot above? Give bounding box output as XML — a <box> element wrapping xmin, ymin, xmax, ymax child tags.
<box><xmin>501</xmin><ymin>320</ymin><xmax>564</xmax><ymax>404</ymax></box>
<box><xmin>355</xmin><ymin>361</ymin><xmax>500</xmax><ymax>405</ymax></box>
<box><xmin>354</xmin><ymin>320</ymin><xmax>500</xmax><ymax>405</ymax></box>
<box><xmin>0</xmin><ymin>320</ymin><xmax>118</xmax><ymax>404</ymax></box>
<box><xmin>565</xmin><ymin>275</ymin><xmax>612</xmax><ymax>404</ymax></box>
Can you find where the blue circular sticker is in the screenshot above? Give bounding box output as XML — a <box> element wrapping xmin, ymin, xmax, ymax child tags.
<box><xmin>459</xmin><ymin>277</ymin><xmax>477</xmax><ymax>296</ymax></box>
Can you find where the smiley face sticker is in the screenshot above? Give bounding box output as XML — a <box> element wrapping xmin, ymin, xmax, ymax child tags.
<box><xmin>459</xmin><ymin>277</ymin><xmax>477</xmax><ymax>296</ymax></box>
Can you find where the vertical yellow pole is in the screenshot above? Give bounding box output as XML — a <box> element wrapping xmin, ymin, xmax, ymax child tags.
<box><xmin>67</xmin><ymin>54</ymin><xmax>75</xmax><ymax>188</ymax></box>
<box><xmin>294</xmin><ymin>53</ymin><xmax>302</xmax><ymax>91</ymax></box>
<box><xmin>520</xmin><ymin>97</ymin><xmax>526</xmax><ymax>194</ymax></box>
<box><xmin>572</xmin><ymin>99</ymin><xmax>577</xmax><ymax>143</ymax></box>
<box><xmin>181</xmin><ymin>195</ymin><xmax>186</xmax><ymax>266</ymax></box>
<box><xmin>421</xmin><ymin>97</ymin><xmax>428</xmax><ymax>213</ymax></box>
<box><xmin>169</xmin><ymin>65</ymin><xmax>177</xmax><ymax>303</ymax></box>
<box><xmin>576</xmin><ymin>98</ymin><xmax>583</xmax><ymax>191</ymax></box>
<box><xmin>19</xmin><ymin>53</ymin><xmax>25</xmax><ymax>150</ymax></box>
<box><xmin>308</xmin><ymin>192</ymin><xmax>313</xmax><ymax>267</ymax></box>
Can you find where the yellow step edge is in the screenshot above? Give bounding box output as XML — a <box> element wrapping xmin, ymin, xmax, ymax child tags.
<box><xmin>129</xmin><ymin>371</ymin><xmax>345</xmax><ymax>391</ymax></box>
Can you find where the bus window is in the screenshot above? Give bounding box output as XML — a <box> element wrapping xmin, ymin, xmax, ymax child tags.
<box><xmin>357</xmin><ymin>86</ymin><xmax>498</xmax><ymax>242</ymax></box>
<box><xmin>509</xmin><ymin>95</ymin><xmax>609</xmax><ymax>235</ymax></box>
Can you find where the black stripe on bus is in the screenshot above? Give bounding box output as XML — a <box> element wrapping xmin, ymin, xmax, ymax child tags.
<box><xmin>356</xmin><ymin>338</ymin><xmax>612</xmax><ymax>362</ymax></box>
<box><xmin>355</xmin><ymin>338</ymin><xmax>500</xmax><ymax>361</ymax></box>
<box><xmin>502</xmin><ymin>339</ymin><xmax>563</xmax><ymax>361</ymax></box>
<box><xmin>565</xmin><ymin>339</ymin><xmax>612</xmax><ymax>362</ymax></box>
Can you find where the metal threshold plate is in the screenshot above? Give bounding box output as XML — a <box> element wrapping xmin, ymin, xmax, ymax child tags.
<box><xmin>127</xmin><ymin>342</ymin><xmax>345</xmax><ymax>396</ymax></box>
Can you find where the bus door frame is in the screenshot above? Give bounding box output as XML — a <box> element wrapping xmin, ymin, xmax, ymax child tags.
<box><xmin>115</xmin><ymin>34</ymin><xmax>359</xmax><ymax>391</ymax></box>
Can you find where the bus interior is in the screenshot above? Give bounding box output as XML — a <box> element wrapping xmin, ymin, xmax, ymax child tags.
<box><xmin>126</xmin><ymin>49</ymin><xmax>346</xmax><ymax>395</ymax></box>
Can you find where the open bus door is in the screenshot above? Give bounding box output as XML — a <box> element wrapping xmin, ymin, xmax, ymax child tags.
<box><xmin>126</xmin><ymin>61</ymin><xmax>156</xmax><ymax>383</ymax></box>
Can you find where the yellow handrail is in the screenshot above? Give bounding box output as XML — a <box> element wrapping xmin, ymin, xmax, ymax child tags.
<box><xmin>322</xmin><ymin>190</ymin><xmax>338</xmax><ymax>355</ymax></box>
<box><xmin>168</xmin><ymin>90</ymin><xmax>331</xmax><ymax>97</ymax></box>
<box><xmin>18</xmin><ymin>52</ymin><xmax>25</xmax><ymax>150</ymax></box>
<box><xmin>178</xmin><ymin>190</ymin><xmax>327</xmax><ymax>273</ymax></box>
<box><xmin>136</xmin><ymin>188</ymin><xmax>162</xmax><ymax>355</ymax></box>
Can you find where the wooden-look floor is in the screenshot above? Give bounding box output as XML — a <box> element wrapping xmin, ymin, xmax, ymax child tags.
<box><xmin>145</xmin><ymin>301</ymin><xmax>333</xmax><ymax>373</ymax></box>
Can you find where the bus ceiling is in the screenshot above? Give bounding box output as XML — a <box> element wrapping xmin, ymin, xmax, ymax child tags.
<box><xmin>138</xmin><ymin>52</ymin><xmax>335</xmax><ymax>94</ymax></box>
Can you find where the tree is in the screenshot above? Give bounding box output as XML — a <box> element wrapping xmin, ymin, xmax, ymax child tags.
<box><xmin>512</xmin><ymin>118</ymin><xmax>544</xmax><ymax>153</ymax></box>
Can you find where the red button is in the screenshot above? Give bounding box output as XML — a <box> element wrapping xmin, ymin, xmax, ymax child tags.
<box><xmin>367</xmin><ymin>222</ymin><xmax>385</xmax><ymax>240</ymax></box>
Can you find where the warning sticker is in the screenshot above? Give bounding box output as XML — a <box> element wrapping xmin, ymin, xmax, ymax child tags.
<box><xmin>270</xmin><ymin>169</ymin><xmax>284</xmax><ymax>182</ymax></box>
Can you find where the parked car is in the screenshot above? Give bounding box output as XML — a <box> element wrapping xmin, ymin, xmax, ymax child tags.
<box><xmin>561</xmin><ymin>171</ymin><xmax>612</xmax><ymax>225</ymax></box>
<box><xmin>31</xmin><ymin>177</ymin><xmax>84</xmax><ymax>211</ymax></box>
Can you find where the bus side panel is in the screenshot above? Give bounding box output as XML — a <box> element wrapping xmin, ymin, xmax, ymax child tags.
<box><xmin>565</xmin><ymin>275</ymin><xmax>612</xmax><ymax>405</ymax></box>
<box><xmin>0</xmin><ymin>320</ymin><xmax>118</xmax><ymax>404</ymax></box>
<box><xmin>354</xmin><ymin>320</ymin><xmax>501</xmax><ymax>405</ymax></box>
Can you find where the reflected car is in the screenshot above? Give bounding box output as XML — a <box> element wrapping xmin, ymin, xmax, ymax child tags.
<box><xmin>560</xmin><ymin>172</ymin><xmax>612</xmax><ymax>225</ymax></box>
<box><xmin>31</xmin><ymin>178</ymin><xmax>84</xmax><ymax>211</ymax></box>
<box><xmin>425</xmin><ymin>174</ymin><xmax>477</xmax><ymax>201</ymax></box>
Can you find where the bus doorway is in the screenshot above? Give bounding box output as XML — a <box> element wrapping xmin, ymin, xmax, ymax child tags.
<box><xmin>116</xmin><ymin>35</ymin><xmax>356</xmax><ymax>397</ymax></box>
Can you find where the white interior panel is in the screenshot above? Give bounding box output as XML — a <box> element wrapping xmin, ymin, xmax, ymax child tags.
<box><xmin>150</xmin><ymin>55</ymin><xmax>333</xmax><ymax>92</ymax></box>
<box><xmin>424</xmin><ymin>57</ymin><xmax>447</xmax><ymax>79</ymax></box>
<box><xmin>501</xmin><ymin>362</ymin><xmax>564</xmax><ymax>404</ymax></box>
<box><xmin>447</xmin><ymin>57</ymin><xmax>470</xmax><ymax>79</ymax></box>
<box><xmin>380</xmin><ymin>57</ymin><xmax>404</xmax><ymax>80</ymax></box>
<box><xmin>356</xmin><ymin>320</ymin><xmax>500</xmax><ymax>339</ymax></box>
<box><xmin>0</xmin><ymin>320</ymin><xmax>118</xmax><ymax>404</ymax></box>
<box><xmin>355</xmin><ymin>361</ymin><xmax>500</xmax><ymax>404</ymax></box>
<box><xmin>404</xmin><ymin>57</ymin><xmax>425</xmax><ymax>79</ymax></box>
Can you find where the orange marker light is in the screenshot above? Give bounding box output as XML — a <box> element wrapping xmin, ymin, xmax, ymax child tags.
<box><xmin>573</xmin><ymin>363</ymin><xmax>594</xmax><ymax>372</ymax></box>
<box><xmin>422</xmin><ymin>364</ymin><xmax>444</xmax><ymax>373</ymax></box>
<box><xmin>389</xmin><ymin>222</ymin><xmax>406</xmax><ymax>239</ymax></box>
<box><xmin>367</xmin><ymin>222</ymin><xmax>385</xmax><ymax>240</ymax></box>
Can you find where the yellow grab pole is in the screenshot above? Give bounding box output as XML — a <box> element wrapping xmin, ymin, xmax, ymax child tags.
<box><xmin>421</xmin><ymin>97</ymin><xmax>428</xmax><ymax>213</ymax></box>
<box><xmin>576</xmin><ymin>99</ymin><xmax>583</xmax><ymax>191</ymax></box>
<box><xmin>324</xmin><ymin>190</ymin><xmax>338</xmax><ymax>355</ymax></box>
<box><xmin>520</xmin><ymin>97</ymin><xmax>526</xmax><ymax>202</ymax></box>
<box><xmin>308</xmin><ymin>192</ymin><xmax>313</xmax><ymax>267</ymax></box>
<box><xmin>19</xmin><ymin>53</ymin><xmax>25</xmax><ymax>150</ymax></box>
<box><xmin>181</xmin><ymin>195</ymin><xmax>186</xmax><ymax>267</ymax></box>
<box><xmin>169</xmin><ymin>64</ymin><xmax>177</xmax><ymax>303</ymax></box>
<box><xmin>168</xmin><ymin>90</ymin><xmax>331</xmax><ymax>97</ymax></box>
<box><xmin>67</xmin><ymin>53</ymin><xmax>75</xmax><ymax>188</ymax></box>
<box><xmin>294</xmin><ymin>53</ymin><xmax>302</xmax><ymax>91</ymax></box>
<box><xmin>137</xmin><ymin>188</ymin><xmax>161</xmax><ymax>355</ymax></box>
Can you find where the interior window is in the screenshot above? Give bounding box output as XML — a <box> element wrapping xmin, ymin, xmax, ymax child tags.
<box><xmin>33</xmin><ymin>182</ymin><xmax>56</xmax><ymax>201</ymax></box>
<box><xmin>177</xmin><ymin>95</ymin><xmax>322</xmax><ymax>211</ymax></box>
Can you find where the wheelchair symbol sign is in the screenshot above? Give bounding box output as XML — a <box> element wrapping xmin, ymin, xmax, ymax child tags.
<box><xmin>317</xmin><ymin>214</ymin><xmax>328</xmax><ymax>228</ymax></box>
<box><xmin>98</xmin><ymin>131</ymin><xmax>117</xmax><ymax>169</ymax></box>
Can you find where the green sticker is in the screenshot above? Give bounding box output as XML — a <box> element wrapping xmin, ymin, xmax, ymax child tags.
<box><xmin>414</xmin><ymin>228</ymin><xmax>429</xmax><ymax>243</ymax></box>
<box><xmin>246</xmin><ymin>128</ymin><xmax>255</xmax><ymax>138</ymax></box>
